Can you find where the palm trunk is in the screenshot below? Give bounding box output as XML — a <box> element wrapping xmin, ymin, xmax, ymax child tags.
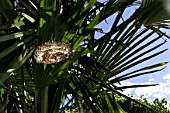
<box><xmin>41</xmin><ymin>86</ymin><xmax>49</xmax><ymax>113</ymax></box>
<box><xmin>35</xmin><ymin>86</ymin><xmax>49</xmax><ymax>113</ymax></box>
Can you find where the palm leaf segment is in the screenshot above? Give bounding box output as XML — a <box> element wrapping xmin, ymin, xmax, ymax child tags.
<box><xmin>139</xmin><ymin>0</ymin><xmax>170</xmax><ymax>27</ymax></box>
<box><xmin>0</xmin><ymin>0</ymin><xmax>169</xmax><ymax>112</ymax></box>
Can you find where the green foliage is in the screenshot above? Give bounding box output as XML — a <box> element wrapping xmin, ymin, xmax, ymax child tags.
<box><xmin>0</xmin><ymin>0</ymin><xmax>169</xmax><ymax>113</ymax></box>
<box><xmin>116</xmin><ymin>95</ymin><xmax>170</xmax><ymax>113</ymax></box>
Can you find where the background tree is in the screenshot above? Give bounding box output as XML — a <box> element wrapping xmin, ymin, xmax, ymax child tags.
<box><xmin>0</xmin><ymin>0</ymin><xmax>169</xmax><ymax>113</ymax></box>
<box><xmin>116</xmin><ymin>95</ymin><xmax>170</xmax><ymax>113</ymax></box>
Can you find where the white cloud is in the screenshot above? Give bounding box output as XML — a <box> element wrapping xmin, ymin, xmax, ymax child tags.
<box><xmin>118</xmin><ymin>81</ymin><xmax>137</xmax><ymax>95</ymax></box>
<box><xmin>123</xmin><ymin>88</ymin><xmax>134</xmax><ymax>95</ymax></box>
<box><xmin>134</xmin><ymin>83</ymin><xmax>158</xmax><ymax>98</ymax></box>
<box><xmin>134</xmin><ymin>82</ymin><xmax>170</xmax><ymax>101</ymax></box>
<box><xmin>148</xmin><ymin>78</ymin><xmax>154</xmax><ymax>82</ymax></box>
<box><xmin>153</xmin><ymin>93</ymin><xmax>166</xmax><ymax>99</ymax></box>
<box><xmin>120</xmin><ymin>78</ymin><xmax>170</xmax><ymax>102</ymax></box>
<box><xmin>163</xmin><ymin>74</ymin><xmax>170</xmax><ymax>80</ymax></box>
<box><xmin>120</xmin><ymin>81</ymin><xmax>135</xmax><ymax>86</ymax></box>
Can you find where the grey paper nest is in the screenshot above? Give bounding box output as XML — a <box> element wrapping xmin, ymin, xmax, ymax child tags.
<box><xmin>34</xmin><ymin>41</ymin><xmax>75</xmax><ymax>64</ymax></box>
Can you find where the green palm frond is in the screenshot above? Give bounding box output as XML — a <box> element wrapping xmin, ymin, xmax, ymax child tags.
<box><xmin>0</xmin><ymin>0</ymin><xmax>169</xmax><ymax>113</ymax></box>
<box><xmin>139</xmin><ymin>0</ymin><xmax>170</xmax><ymax>27</ymax></box>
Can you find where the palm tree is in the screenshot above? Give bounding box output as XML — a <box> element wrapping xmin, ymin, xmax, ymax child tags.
<box><xmin>0</xmin><ymin>0</ymin><xmax>169</xmax><ymax>113</ymax></box>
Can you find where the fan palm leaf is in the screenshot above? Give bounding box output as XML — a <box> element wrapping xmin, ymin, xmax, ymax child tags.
<box><xmin>0</xmin><ymin>0</ymin><xmax>169</xmax><ymax>113</ymax></box>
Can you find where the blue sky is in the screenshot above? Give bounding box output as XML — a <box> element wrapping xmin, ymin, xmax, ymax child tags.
<box><xmin>95</xmin><ymin>0</ymin><xmax>170</xmax><ymax>103</ymax></box>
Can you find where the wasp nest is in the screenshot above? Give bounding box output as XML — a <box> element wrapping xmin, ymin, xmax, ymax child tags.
<box><xmin>34</xmin><ymin>41</ymin><xmax>75</xmax><ymax>64</ymax></box>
